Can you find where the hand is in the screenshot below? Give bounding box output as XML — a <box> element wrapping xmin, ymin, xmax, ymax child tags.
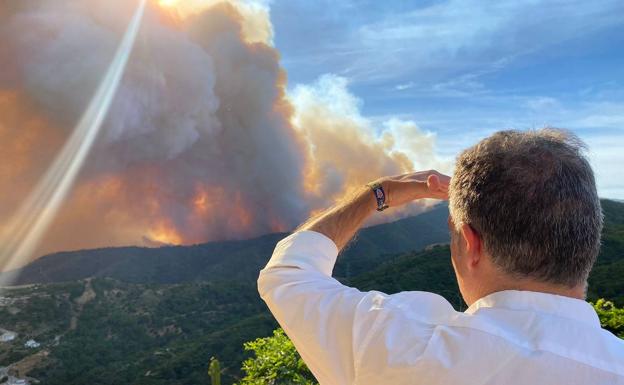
<box><xmin>376</xmin><ymin>170</ymin><xmax>450</xmax><ymax>208</ymax></box>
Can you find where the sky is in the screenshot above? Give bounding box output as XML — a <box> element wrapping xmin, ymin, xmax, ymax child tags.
<box><xmin>269</xmin><ymin>0</ymin><xmax>624</xmax><ymax>198</ymax></box>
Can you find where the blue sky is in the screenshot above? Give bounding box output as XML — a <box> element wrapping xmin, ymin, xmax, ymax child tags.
<box><xmin>269</xmin><ymin>0</ymin><xmax>624</xmax><ymax>198</ymax></box>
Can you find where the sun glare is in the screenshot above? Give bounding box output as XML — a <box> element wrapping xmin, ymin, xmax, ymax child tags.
<box><xmin>158</xmin><ymin>0</ymin><xmax>178</xmax><ymax>7</ymax></box>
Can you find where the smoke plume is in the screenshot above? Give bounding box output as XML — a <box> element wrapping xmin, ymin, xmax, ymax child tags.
<box><xmin>0</xmin><ymin>0</ymin><xmax>447</xmax><ymax>263</ymax></box>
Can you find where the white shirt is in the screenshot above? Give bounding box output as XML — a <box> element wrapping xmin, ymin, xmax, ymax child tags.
<box><xmin>258</xmin><ymin>231</ymin><xmax>624</xmax><ymax>385</ymax></box>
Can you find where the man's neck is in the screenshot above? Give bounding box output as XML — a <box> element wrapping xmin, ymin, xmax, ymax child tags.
<box><xmin>476</xmin><ymin>276</ymin><xmax>586</xmax><ymax>303</ymax></box>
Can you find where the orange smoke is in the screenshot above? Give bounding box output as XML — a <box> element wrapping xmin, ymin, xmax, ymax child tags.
<box><xmin>0</xmin><ymin>91</ymin><xmax>64</xmax><ymax>217</ymax></box>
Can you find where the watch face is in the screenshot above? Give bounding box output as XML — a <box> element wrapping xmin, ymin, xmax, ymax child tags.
<box><xmin>375</xmin><ymin>189</ymin><xmax>384</xmax><ymax>199</ymax></box>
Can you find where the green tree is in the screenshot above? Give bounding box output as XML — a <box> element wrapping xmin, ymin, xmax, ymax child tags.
<box><xmin>237</xmin><ymin>328</ymin><xmax>317</xmax><ymax>385</ymax></box>
<box><xmin>593</xmin><ymin>298</ymin><xmax>624</xmax><ymax>338</ymax></box>
<box><xmin>209</xmin><ymin>357</ymin><xmax>222</xmax><ymax>385</ymax></box>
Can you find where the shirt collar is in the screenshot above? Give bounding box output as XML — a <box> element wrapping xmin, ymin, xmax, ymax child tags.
<box><xmin>465</xmin><ymin>290</ymin><xmax>601</xmax><ymax>328</ymax></box>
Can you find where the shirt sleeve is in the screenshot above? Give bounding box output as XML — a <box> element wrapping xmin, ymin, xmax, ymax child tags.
<box><xmin>257</xmin><ymin>230</ymin><xmax>389</xmax><ymax>385</ymax></box>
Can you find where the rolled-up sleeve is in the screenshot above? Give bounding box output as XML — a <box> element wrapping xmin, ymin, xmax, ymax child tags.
<box><xmin>258</xmin><ymin>231</ymin><xmax>383</xmax><ymax>385</ymax></box>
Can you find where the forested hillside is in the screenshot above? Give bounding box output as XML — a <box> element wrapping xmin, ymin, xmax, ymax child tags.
<box><xmin>0</xmin><ymin>200</ymin><xmax>621</xmax><ymax>384</ymax></box>
<box><xmin>587</xmin><ymin>199</ymin><xmax>624</xmax><ymax>304</ymax></box>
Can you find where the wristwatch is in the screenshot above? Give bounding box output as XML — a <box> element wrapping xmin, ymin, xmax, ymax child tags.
<box><xmin>366</xmin><ymin>182</ymin><xmax>389</xmax><ymax>211</ymax></box>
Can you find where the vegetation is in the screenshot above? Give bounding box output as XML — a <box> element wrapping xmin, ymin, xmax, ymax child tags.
<box><xmin>587</xmin><ymin>199</ymin><xmax>624</xmax><ymax>305</ymax></box>
<box><xmin>593</xmin><ymin>299</ymin><xmax>624</xmax><ymax>338</ymax></box>
<box><xmin>20</xmin><ymin>279</ymin><xmax>278</xmax><ymax>385</ymax></box>
<box><xmin>209</xmin><ymin>357</ymin><xmax>222</xmax><ymax>385</ymax></box>
<box><xmin>237</xmin><ymin>329</ymin><xmax>315</xmax><ymax>385</ymax></box>
<box><xmin>350</xmin><ymin>245</ymin><xmax>465</xmax><ymax>309</ymax></box>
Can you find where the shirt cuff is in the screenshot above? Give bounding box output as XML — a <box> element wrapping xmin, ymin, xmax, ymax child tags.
<box><xmin>264</xmin><ymin>230</ymin><xmax>339</xmax><ymax>276</ymax></box>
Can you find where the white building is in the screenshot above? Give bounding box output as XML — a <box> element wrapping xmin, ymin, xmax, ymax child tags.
<box><xmin>24</xmin><ymin>339</ymin><xmax>40</xmax><ymax>348</ymax></box>
<box><xmin>0</xmin><ymin>331</ymin><xmax>16</xmax><ymax>342</ymax></box>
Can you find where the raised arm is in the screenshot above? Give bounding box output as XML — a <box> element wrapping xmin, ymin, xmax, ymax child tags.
<box><xmin>258</xmin><ymin>170</ymin><xmax>450</xmax><ymax>384</ymax></box>
<box><xmin>298</xmin><ymin>170</ymin><xmax>450</xmax><ymax>250</ymax></box>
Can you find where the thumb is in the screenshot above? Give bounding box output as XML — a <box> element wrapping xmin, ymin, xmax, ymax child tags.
<box><xmin>427</xmin><ymin>174</ymin><xmax>440</xmax><ymax>191</ymax></box>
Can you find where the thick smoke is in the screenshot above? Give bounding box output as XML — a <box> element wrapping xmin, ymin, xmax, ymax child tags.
<box><xmin>0</xmin><ymin>0</ymin><xmax>447</xmax><ymax>261</ymax></box>
<box><xmin>291</xmin><ymin>75</ymin><xmax>446</xmax><ymax>215</ymax></box>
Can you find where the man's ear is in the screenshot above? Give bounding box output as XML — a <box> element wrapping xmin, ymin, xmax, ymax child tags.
<box><xmin>460</xmin><ymin>223</ymin><xmax>482</xmax><ymax>267</ymax></box>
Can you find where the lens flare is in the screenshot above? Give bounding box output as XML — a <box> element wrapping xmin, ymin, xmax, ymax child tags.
<box><xmin>159</xmin><ymin>0</ymin><xmax>179</xmax><ymax>7</ymax></box>
<box><xmin>0</xmin><ymin>0</ymin><xmax>147</xmax><ymax>283</ymax></box>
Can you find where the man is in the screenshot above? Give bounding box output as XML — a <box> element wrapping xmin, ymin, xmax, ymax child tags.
<box><xmin>258</xmin><ymin>129</ymin><xmax>624</xmax><ymax>385</ymax></box>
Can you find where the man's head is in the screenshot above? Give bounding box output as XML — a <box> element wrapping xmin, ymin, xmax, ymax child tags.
<box><xmin>448</xmin><ymin>128</ymin><xmax>603</xmax><ymax>305</ymax></box>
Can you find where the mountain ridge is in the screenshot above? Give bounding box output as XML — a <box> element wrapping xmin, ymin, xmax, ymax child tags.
<box><xmin>2</xmin><ymin>203</ymin><xmax>451</xmax><ymax>285</ymax></box>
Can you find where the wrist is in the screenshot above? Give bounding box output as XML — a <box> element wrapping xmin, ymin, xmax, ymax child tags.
<box><xmin>366</xmin><ymin>180</ymin><xmax>390</xmax><ymax>211</ymax></box>
<box><xmin>376</xmin><ymin>179</ymin><xmax>408</xmax><ymax>207</ymax></box>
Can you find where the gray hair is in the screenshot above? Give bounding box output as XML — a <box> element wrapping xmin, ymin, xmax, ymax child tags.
<box><xmin>449</xmin><ymin>128</ymin><xmax>603</xmax><ymax>287</ymax></box>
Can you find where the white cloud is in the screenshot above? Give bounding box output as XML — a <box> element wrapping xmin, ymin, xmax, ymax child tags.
<box><xmin>586</xmin><ymin>135</ymin><xmax>624</xmax><ymax>199</ymax></box>
<box><xmin>275</xmin><ymin>0</ymin><xmax>623</xmax><ymax>86</ymax></box>
<box><xmin>572</xmin><ymin>102</ymin><xmax>624</xmax><ymax>129</ymax></box>
<box><xmin>354</xmin><ymin>0</ymin><xmax>622</xmax><ymax>82</ymax></box>
<box><xmin>526</xmin><ymin>97</ymin><xmax>563</xmax><ymax>113</ymax></box>
<box><xmin>395</xmin><ymin>81</ymin><xmax>415</xmax><ymax>91</ymax></box>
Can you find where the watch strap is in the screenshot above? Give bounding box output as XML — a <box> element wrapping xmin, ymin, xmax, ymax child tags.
<box><xmin>366</xmin><ymin>182</ymin><xmax>389</xmax><ymax>211</ymax></box>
